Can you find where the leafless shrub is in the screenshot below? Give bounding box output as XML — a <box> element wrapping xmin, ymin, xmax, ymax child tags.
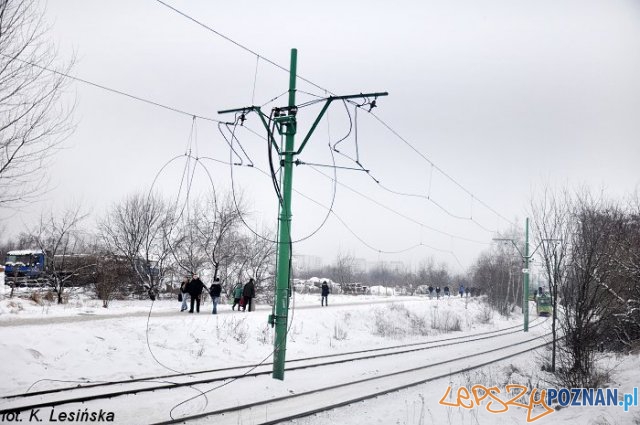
<box><xmin>43</xmin><ymin>291</ymin><xmax>55</xmax><ymax>302</ymax></box>
<box><xmin>7</xmin><ymin>300</ymin><xmax>24</xmax><ymax>313</ymax></box>
<box><xmin>333</xmin><ymin>322</ymin><xmax>348</xmax><ymax>341</ymax></box>
<box><xmin>257</xmin><ymin>324</ymin><xmax>272</xmax><ymax>345</ymax></box>
<box><xmin>219</xmin><ymin>316</ymin><xmax>249</xmax><ymax>344</ymax></box>
<box><xmin>430</xmin><ymin>306</ymin><xmax>461</xmax><ymax>332</ymax></box>
<box><xmin>476</xmin><ymin>300</ymin><xmax>494</xmax><ymax>325</ymax></box>
<box><xmin>28</xmin><ymin>291</ymin><xmax>43</xmax><ymax>305</ymax></box>
<box><xmin>373</xmin><ymin>304</ymin><xmax>431</xmax><ymax>338</ymax></box>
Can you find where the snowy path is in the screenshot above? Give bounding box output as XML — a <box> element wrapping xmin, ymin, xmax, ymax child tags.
<box><xmin>0</xmin><ymin>296</ymin><xmax>422</xmax><ymax>327</ymax></box>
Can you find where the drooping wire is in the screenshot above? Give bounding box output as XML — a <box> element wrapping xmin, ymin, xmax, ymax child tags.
<box><xmin>226</xmin><ymin>116</ymin><xmax>338</xmax><ymax>245</ymax></box>
<box><xmin>331</xmin><ymin>100</ymin><xmax>353</xmax><ymax>153</ymax></box>
<box><xmin>144</xmin><ymin>132</ymin><xmax>265</xmax><ymax>420</ymax></box>
<box><xmin>330</xmin><ymin>98</ymin><xmax>498</xmax><ymax>232</ymax></box>
<box><xmin>285</xmin><ymin>182</ymin><xmax>465</xmax><ymax>271</ymax></box>
<box><xmin>233</xmin><ymin>113</ymin><xmax>488</xmax><ymax>247</ymax></box>
<box><xmin>235</xmin><ymin>161</ymin><xmax>466</xmax><ymax>272</ymax></box>
<box><xmin>139</xmin><ymin>120</ymin><xmax>233</xmax><ymax>414</ymax></box>
<box><xmin>168</xmin><ymin>225</ymin><xmax>299</xmax><ymax>422</ymax></box>
<box><xmin>217</xmin><ymin>121</ymin><xmax>254</xmax><ymax>166</ymax></box>
<box><xmin>366</xmin><ymin>109</ymin><xmax>516</xmax><ymax>227</ymax></box>
<box><xmin>267</xmin><ymin>110</ymin><xmax>284</xmax><ymax>206</ymax></box>
<box><xmin>307</xmin><ymin>165</ymin><xmax>489</xmax><ymax>245</ymax></box>
<box><xmin>221</xmin><ymin>114</ymin><xmax>483</xmax><ymax>273</ymax></box>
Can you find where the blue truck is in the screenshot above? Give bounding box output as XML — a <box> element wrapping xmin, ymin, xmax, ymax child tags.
<box><xmin>4</xmin><ymin>249</ymin><xmax>47</xmax><ymax>280</ymax></box>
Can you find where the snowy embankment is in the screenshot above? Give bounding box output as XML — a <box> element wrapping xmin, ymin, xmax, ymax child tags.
<box><xmin>1</xmin><ymin>274</ymin><xmax>638</xmax><ymax>425</ymax></box>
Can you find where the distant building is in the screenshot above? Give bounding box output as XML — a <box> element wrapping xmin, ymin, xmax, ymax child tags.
<box><xmin>293</xmin><ymin>254</ymin><xmax>323</xmax><ymax>272</ymax></box>
<box><xmin>367</xmin><ymin>260</ymin><xmax>406</xmax><ymax>273</ymax></box>
<box><xmin>352</xmin><ymin>257</ymin><xmax>367</xmax><ymax>273</ymax></box>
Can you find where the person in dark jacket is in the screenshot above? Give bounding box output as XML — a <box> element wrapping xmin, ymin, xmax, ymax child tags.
<box><xmin>209</xmin><ymin>277</ymin><xmax>222</xmax><ymax>314</ymax></box>
<box><xmin>242</xmin><ymin>278</ymin><xmax>256</xmax><ymax>312</ymax></box>
<box><xmin>435</xmin><ymin>286</ymin><xmax>441</xmax><ymax>300</ymax></box>
<box><xmin>428</xmin><ymin>286</ymin><xmax>434</xmax><ymax>299</ymax></box>
<box><xmin>321</xmin><ymin>281</ymin><xmax>330</xmax><ymax>306</ymax></box>
<box><xmin>444</xmin><ymin>286</ymin><xmax>450</xmax><ymax>297</ymax></box>
<box><xmin>187</xmin><ymin>274</ymin><xmax>205</xmax><ymax>313</ymax></box>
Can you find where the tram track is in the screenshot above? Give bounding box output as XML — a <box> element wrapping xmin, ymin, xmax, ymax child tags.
<box><xmin>155</xmin><ymin>330</ymin><xmax>554</xmax><ymax>424</ymax></box>
<box><xmin>0</xmin><ymin>317</ymin><xmax>547</xmax><ymax>416</ymax></box>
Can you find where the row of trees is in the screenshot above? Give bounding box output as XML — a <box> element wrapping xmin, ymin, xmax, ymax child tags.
<box><xmin>1</xmin><ymin>191</ymin><xmax>276</xmax><ymax>306</ymax></box>
<box><xmin>533</xmin><ymin>189</ymin><xmax>640</xmax><ymax>386</ymax></box>
<box><xmin>298</xmin><ymin>251</ymin><xmax>467</xmax><ymax>294</ymax></box>
<box><xmin>471</xmin><ymin>225</ymin><xmax>524</xmax><ymax>317</ymax></box>
<box><xmin>471</xmin><ymin>188</ymin><xmax>640</xmax><ymax>386</ymax></box>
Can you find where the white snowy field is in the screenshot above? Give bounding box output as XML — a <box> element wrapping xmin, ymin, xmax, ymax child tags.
<box><xmin>1</xmin><ymin>274</ymin><xmax>639</xmax><ymax>425</ymax></box>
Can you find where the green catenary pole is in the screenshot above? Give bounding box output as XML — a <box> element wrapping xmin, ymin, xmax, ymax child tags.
<box><xmin>272</xmin><ymin>48</ymin><xmax>297</xmax><ymax>380</ymax></box>
<box><xmin>523</xmin><ymin>216</ymin><xmax>530</xmax><ymax>332</ymax></box>
<box><xmin>217</xmin><ymin>48</ymin><xmax>386</xmax><ymax>381</ymax></box>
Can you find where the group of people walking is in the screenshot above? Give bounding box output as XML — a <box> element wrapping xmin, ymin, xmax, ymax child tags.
<box><xmin>179</xmin><ymin>275</ymin><xmax>256</xmax><ymax>314</ymax></box>
<box><xmin>426</xmin><ymin>284</ymin><xmax>475</xmax><ymax>299</ymax></box>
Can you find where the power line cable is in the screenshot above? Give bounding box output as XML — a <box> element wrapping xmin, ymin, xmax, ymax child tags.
<box><xmin>364</xmin><ymin>109</ymin><xmax>517</xmax><ymax>227</ymax></box>
<box><xmin>335</xmin><ymin>99</ymin><xmax>499</xmax><ymax>232</ymax></box>
<box><xmin>231</xmin><ymin>116</ymin><xmax>489</xmax><ymax>247</ymax></box>
<box><xmin>153</xmin><ymin>0</ymin><xmax>332</xmax><ymax>96</ymax></box>
<box><xmin>0</xmin><ymin>52</ymin><xmax>223</xmax><ymax>123</ymax></box>
<box><xmin>307</xmin><ymin>165</ymin><xmax>489</xmax><ymax>245</ymax></box>
<box><xmin>238</xmin><ymin>163</ymin><xmax>466</xmax><ymax>271</ymax></box>
<box><xmin>251</xmin><ymin>55</ymin><xmax>260</xmax><ymax>105</ymax></box>
<box><xmin>288</xmin><ymin>182</ymin><xmax>465</xmax><ymax>271</ymax></box>
<box><xmin>147</xmin><ymin>3</ymin><xmax>515</xmax><ymax>228</ymax></box>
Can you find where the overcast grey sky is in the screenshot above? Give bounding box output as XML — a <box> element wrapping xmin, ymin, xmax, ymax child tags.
<box><xmin>5</xmin><ymin>0</ymin><xmax>640</xmax><ymax>272</ymax></box>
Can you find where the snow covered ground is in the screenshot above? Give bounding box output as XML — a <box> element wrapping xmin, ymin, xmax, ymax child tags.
<box><xmin>1</xmin><ymin>273</ymin><xmax>639</xmax><ymax>425</ymax></box>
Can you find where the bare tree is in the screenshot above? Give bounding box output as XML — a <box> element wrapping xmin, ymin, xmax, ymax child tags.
<box><xmin>558</xmin><ymin>192</ymin><xmax>623</xmax><ymax>386</ymax></box>
<box><xmin>334</xmin><ymin>249</ymin><xmax>356</xmax><ymax>289</ymax></box>
<box><xmin>0</xmin><ymin>0</ymin><xmax>74</xmax><ymax>208</ymax></box>
<box><xmin>613</xmin><ymin>192</ymin><xmax>640</xmax><ymax>348</ymax></box>
<box><xmin>171</xmin><ymin>212</ymin><xmax>207</xmax><ymax>278</ymax></box>
<box><xmin>193</xmin><ymin>193</ymin><xmax>243</xmax><ymax>290</ymax></box>
<box><xmin>84</xmin><ymin>238</ymin><xmax>134</xmax><ymax>308</ymax></box>
<box><xmin>531</xmin><ymin>186</ymin><xmax>573</xmax><ymax>372</ymax></box>
<box><xmin>595</xmin><ymin>192</ymin><xmax>640</xmax><ymax>351</ymax></box>
<box><xmin>99</xmin><ymin>192</ymin><xmax>174</xmax><ymax>299</ymax></box>
<box><xmin>472</xmin><ymin>246</ymin><xmax>519</xmax><ymax>317</ymax></box>
<box><xmin>415</xmin><ymin>257</ymin><xmax>452</xmax><ymax>289</ymax></box>
<box><xmin>30</xmin><ymin>205</ymin><xmax>89</xmax><ymax>304</ymax></box>
<box><xmin>92</xmin><ymin>254</ymin><xmax>131</xmax><ymax>308</ymax></box>
<box><xmin>236</xmin><ymin>231</ymin><xmax>276</xmax><ymax>303</ymax></box>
